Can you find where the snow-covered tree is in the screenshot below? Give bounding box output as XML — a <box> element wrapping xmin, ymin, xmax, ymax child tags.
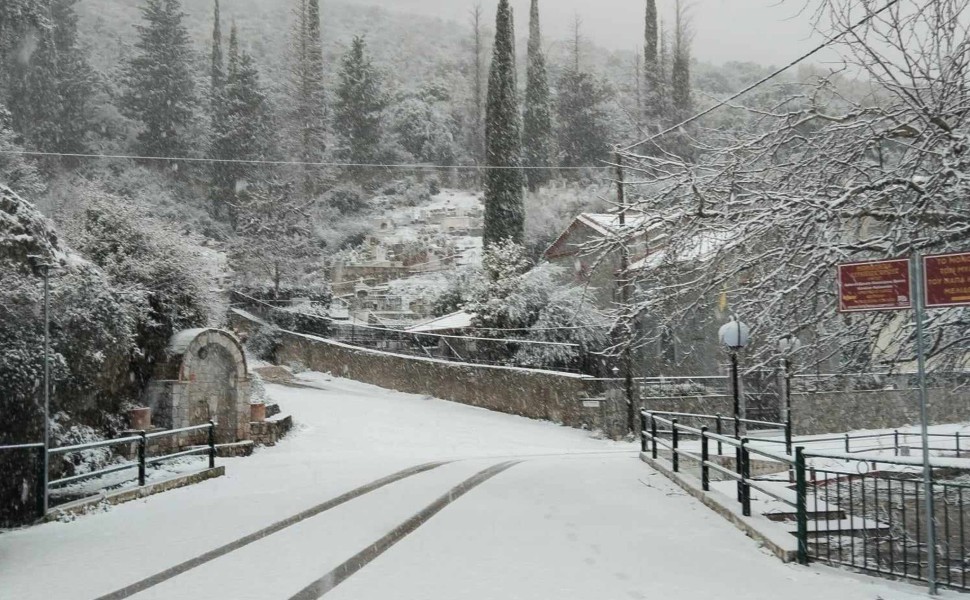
<box><xmin>617</xmin><ymin>0</ymin><xmax>970</xmax><ymax>374</ymax></box>
<box><xmin>211</xmin><ymin>24</ymin><xmax>273</xmax><ymax>222</ymax></box>
<box><xmin>120</xmin><ymin>0</ymin><xmax>197</xmax><ymax>160</ymax></box>
<box><xmin>0</xmin><ymin>105</ymin><xmax>44</xmax><ymax>198</ymax></box>
<box><xmin>287</xmin><ymin>0</ymin><xmax>327</xmax><ymax>199</ymax></box>
<box><xmin>670</xmin><ymin>0</ymin><xmax>692</xmax><ymax>122</ymax></box>
<box><xmin>6</xmin><ymin>0</ymin><xmax>93</xmax><ymax>156</ymax></box>
<box><xmin>231</xmin><ymin>180</ymin><xmax>319</xmax><ymax>299</ymax></box>
<box><xmin>556</xmin><ymin>69</ymin><xmax>610</xmax><ymax>170</ymax></box>
<box><xmin>333</xmin><ymin>36</ymin><xmax>386</xmax><ymax>175</ymax></box>
<box><xmin>483</xmin><ymin>0</ymin><xmax>524</xmax><ymax>249</ymax></box>
<box><xmin>522</xmin><ymin>0</ymin><xmax>553</xmax><ymax>192</ymax></box>
<box><xmin>390</xmin><ymin>94</ymin><xmax>459</xmax><ymax>167</ymax></box>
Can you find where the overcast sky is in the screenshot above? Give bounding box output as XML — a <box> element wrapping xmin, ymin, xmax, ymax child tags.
<box><xmin>337</xmin><ymin>0</ymin><xmax>824</xmax><ymax>66</ymax></box>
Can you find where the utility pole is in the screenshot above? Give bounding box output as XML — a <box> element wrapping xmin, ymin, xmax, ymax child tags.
<box><xmin>616</xmin><ymin>152</ymin><xmax>637</xmax><ymax>434</ymax></box>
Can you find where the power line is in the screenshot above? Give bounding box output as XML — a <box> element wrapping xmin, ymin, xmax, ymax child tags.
<box><xmin>0</xmin><ymin>149</ymin><xmax>611</xmax><ymax>172</ymax></box>
<box><xmin>619</xmin><ymin>0</ymin><xmax>902</xmax><ymax>153</ymax></box>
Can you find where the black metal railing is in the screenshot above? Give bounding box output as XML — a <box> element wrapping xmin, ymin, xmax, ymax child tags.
<box><xmin>803</xmin><ymin>430</ymin><xmax>968</xmax><ymax>458</ymax></box>
<box><xmin>47</xmin><ymin>422</ymin><xmax>217</xmax><ymax>504</ymax></box>
<box><xmin>801</xmin><ymin>450</ymin><xmax>970</xmax><ymax>592</ymax></box>
<box><xmin>644</xmin><ymin>410</ymin><xmax>793</xmax><ymax>456</ymax></box>
<box><xmin>641</xmin><ymin>409</ymin><xmax>970</xmax><ymax>592</ymax></box>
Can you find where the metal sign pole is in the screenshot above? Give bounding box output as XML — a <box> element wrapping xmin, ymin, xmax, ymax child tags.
<box><xmin>912</xmin><ymin>253</ymin><xmax>938</xmax><ymax>595</ymax></box>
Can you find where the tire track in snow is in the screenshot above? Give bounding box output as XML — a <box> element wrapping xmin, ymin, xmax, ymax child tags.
<box><xmin>288</xmin><ymin>460</ymin><xmax>521</xmax><ymax>600</ymax></box>
<box><xmin>92</xmin><ymin>461</ymin><xmax>449</xmax><ymax>600</ymax></box>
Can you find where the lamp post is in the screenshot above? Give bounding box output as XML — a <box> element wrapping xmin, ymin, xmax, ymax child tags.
<box><xmin>778</xmin><ymin>336</ymin><xmax>801</xmax><ymax>432</ymax></box>
<box><xmin>718</xmin><ymin>318</ymin><xmax>750</xmax><ymax>438</ymax></box>
<box><xmin>28</xmin><ymin>256</ymin><xmax>52</xmax><ymax>517</ymax></box>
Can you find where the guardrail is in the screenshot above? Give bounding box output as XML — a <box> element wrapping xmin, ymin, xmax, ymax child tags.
<box><xmin>47</xmin><ymin>421</ymin><xmax>217</xmax><ymax>497</ymax></box>
<box><xmin>641</xmin><ymin>409</ymin><xmax>970</xmax><ymax>592</ymax></box>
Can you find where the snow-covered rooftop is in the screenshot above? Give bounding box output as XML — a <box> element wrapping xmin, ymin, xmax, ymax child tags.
<box><xmin>407</xmin><ymin>311</ymin><xmax>475</xmax><ymax>333</ymax></box>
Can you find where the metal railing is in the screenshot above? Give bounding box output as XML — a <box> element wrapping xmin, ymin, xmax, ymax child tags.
<box><xmin>804</xmin><ymin>430</ymin><xmax>968</xmax><ymax>458</ymax></box>
<box><xmin>47</xmin><ymin>422</ymin><xmax>217</xmax><ymax>500</ymax></box>
<box><xmin>802</xmin><ymin>450</ymin><xmax>970</xmax><ymax>592</ymax></box>
<box><xmin>641</xmin><ymin>409</ymin><xmax>970</xmax><ymax>592</ymax></box>
<box><xmin>644</xmin><ymin>410</ymin><xmax>793</xmax><ymax>457</ymax></box>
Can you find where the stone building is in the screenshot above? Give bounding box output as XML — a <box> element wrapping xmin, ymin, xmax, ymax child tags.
<box><xmin>144</xmin><ymin>329</ymin><xmax>251</xmax><ymax>444</ymax></box>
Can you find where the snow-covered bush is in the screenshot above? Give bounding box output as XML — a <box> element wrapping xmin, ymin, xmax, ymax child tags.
<box><xmin>0</xmin><ymin>185</ymin><xmax>135</xmax><ymax>442</ymax></box>
<box><xmin>513</xmin><ymin>287</ymin><xmax>611</xmax><ymax>370</ymax></box>
<box><xmin>59</xmin><ymin>184</ymin><xmax>209</xmax><ymax>392</ymax></box>
<box><xmin>245</xmin><ymin>325</ymin><xmax>280</xmax><ymax>363</ymax></box>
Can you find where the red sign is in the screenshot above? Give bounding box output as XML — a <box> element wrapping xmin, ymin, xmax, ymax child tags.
<box><xmin>838</xmin><ymin>259</ymin><xmax>912</xmax><ymax>312</ymax></box>
<box><xmin>924</xmin><ymin>252</ymin><xmax>970</xmax><ymax>308</ymax></box>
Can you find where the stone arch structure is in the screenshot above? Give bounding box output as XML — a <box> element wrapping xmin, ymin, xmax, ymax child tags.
<box><xmin>145</xmin><ymin>329</ymin><xmax>251</xmax><ymax>444</ymax></box>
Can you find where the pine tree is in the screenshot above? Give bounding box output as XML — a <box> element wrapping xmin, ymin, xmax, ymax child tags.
<box><xmin>522</xmin><ymin>0</ymin><xmax>552</xmax><ymax>192</ymax></box>
<box><xmin>288</xmin><ymin>0</ymin><xmax>327</xmax><ymax>199</ymax></box>
<box><xmin>211</xmin><ymin>24</ymin><xmax>273</xmax><ymax>223</ymax></box>
<box><xmin>333</xmin><ymin>36</ymin><xmax>385</xmax><ymax>175</ymax></box>
<box><xmin>483</xmin><ymin>0</ymin><xmax>524</xmax><ymax>250</ymax></box>
<box><xmin>121</xmin><ymin>0</ymin><xmax>197</xmax><ymax>160</ymax></box>
<box><xmin>6</xmin><ymin>0</ymin><xmax>92</xmax><ymax>156</ymax></box>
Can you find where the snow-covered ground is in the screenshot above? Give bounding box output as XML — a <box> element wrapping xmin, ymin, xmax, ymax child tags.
<box><xmin>0</xmin><ymin>374</ymin><xmax>938</xmax><ymax>599</ymax></box>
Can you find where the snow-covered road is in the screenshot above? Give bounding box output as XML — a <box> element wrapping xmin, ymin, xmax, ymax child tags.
<box><xmin>0</xmin><ymin>374</ymin><xmax>936</xmax><ymax>599</ymax></box>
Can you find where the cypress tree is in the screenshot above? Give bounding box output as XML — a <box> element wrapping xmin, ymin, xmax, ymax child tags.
<box><xmin>333</xmin><ymin>36</ymin><xmax>385</xmax><ymax>176</ymax></box>
<box><xmin>522</xmin><ymin>0</ymin><xmax>552</xmax><ymax>192</ymax></box>
<box><xmin>671</xmin><ymin>0</ymin><xmax>692</xmax><ymax>120</ymax></box>
<box><xmin>643</xmin><ymin>0</ymin><xmax>662</xmax><ymax>123</ymax></box>
<box><xmin>121</xmin><ymin>0</ymin><xmax>197</xmax><ymax>160</ymax></box>
<box><xmin>211</xmin><ymin>0</ymin><xmax>224</xmax><ymax>97</ymax></box>
<box><xmin>483</xmin><ymin>0</ymin><xmax>524</xmax><ymax>250</ymax></box>
<box><xmin>288</xmin><ymin>0</ymin><xmax>327</xmax><ymax>199</ymax></box>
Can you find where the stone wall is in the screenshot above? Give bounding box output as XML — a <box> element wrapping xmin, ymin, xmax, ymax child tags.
<box><xmin>792</xmin><ymin>388</ymin><xmax>970</xmax><ymax>435</ymax></box>
<box><xmin>230</xmin><ymin>309</ymin><xmax>602</xmax><ymax>427</ymax></box>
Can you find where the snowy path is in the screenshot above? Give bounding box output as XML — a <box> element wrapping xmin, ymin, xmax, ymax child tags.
<box><xmin>0</xmin><ymin>374</ymin><xmax>936</xmax><ymax>599</ymax></box>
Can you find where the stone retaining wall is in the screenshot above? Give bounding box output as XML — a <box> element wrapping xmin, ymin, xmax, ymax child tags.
<box><xmin>230</xmin><ymin>310</ymin><xmax>601</xmax><ymax>428</ymax></box>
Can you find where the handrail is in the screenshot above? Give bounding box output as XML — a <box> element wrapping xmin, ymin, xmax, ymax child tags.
<box><xmin>641</xmin><ymin>409</ymin><xmax>800</xmax><ymax>529</ymax></box>
<box><xmin>646</xmin><ymin>410</ymin><xmax>786</xmax><ymax>429</ymax></box>
<box><xmin>44</xmin><ymin>421</ymin><xmax>218</xmax><ymax>503</ymax></box>
<box><xmin>145</xmin><ymin>423</ymin><xmax>215</xmax><ymax>440</ymax></box>
<box><xmin>0</xmin><ymin>442</ymin><xmax>45</xmax><ymax>451</ymax></box>
<box><xmin>50</xmin><ymin>435</ymin><xmax>142</xmax><ymax>455</ymax></box>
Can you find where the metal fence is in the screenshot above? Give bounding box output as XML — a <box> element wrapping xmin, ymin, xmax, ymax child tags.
<box><xmin>48</xmin><ymin>422</ymin><xmax>217</xmax><ymax>493</ymax></box>
<box><xmin>3</xmin><ymin>422</ymin><xmax>218</xmax><ymax>524</ymax></box>
<box><xmin>641</xmin><ymin>409</ymin><xmax>970</xmax><ymax>593</ymax></box>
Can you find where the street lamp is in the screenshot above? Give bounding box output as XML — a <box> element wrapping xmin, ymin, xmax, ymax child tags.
<box><xmin>718</xmin><ymin>318</ymin><xmax>750</xmax><ymax>438</ymax></box>
<box><xmin>778</xmin><ymin>335</ymin><xmax>802</xmax><ymax>445</ymax></box>
<box><xmin>27</xmin><ymin>255</ymin><xmax>52</xmax><ymax>517</ymax></box>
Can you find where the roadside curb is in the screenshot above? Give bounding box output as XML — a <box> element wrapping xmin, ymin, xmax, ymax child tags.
<box><xmin>46</xmin><ymin>467</ymin><xmax>225</xmax><ymax>521</ymax></box>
